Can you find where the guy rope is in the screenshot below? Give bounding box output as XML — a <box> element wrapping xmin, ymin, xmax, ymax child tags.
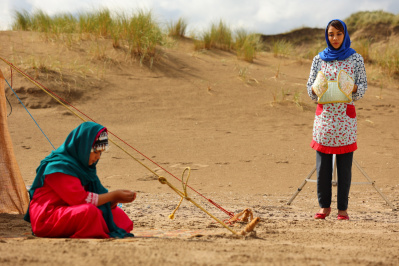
<box><xmin>0</xmin><ymin>56</ymin><xmax>260</xmax><ymax>235</ymax></box>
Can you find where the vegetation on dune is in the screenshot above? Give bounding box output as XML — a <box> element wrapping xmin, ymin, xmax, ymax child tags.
<box><xmin>12</xmin><ymin>9</ymin><xmax>164</xmax><ymax>67</ymax></box>
<box><xmin>193</xmin><ymin>21</ymin><xmax>262</xmax><ymax>62</ymax></box>
<box><xmin>193</xmin><ymin>20</ymin><xmax>232</xmax><ymax>50</ymax></box>
<box><xmin>345</xmin><ymin>10</ymin><xmax>399</xmax><ymax>31</ymax></box>
<box><xmin>271</xmin><ymin>39</ymin><xmax>293</xmax><ymax>58</ymax></box>
<box><xmin>167</xmin><ymin>17</ymin><xmax>188</xmax><ymax>38</ymax></box>
<box><xmin>116</xmin><ymin>10</ymin><xmax>163</xmax><ymax>66</ymax></box>
<box><xmin>78</xmin><ymin>9</ymin><xmax>112</xmax><ymax>37</ymax></box>
<box><xmin>234</xmin><ymin>29</ymin><xmax>262</xmax><ymax>62</ymax></box>
<box><xmin>10</xmin><ymin>9</ymin><xmax>399</xmax><ymax>79</ymax></box>
<box><xmin>12</xmin><ymin>10</ymin><xmax>261</xmax><ymax>65</ymax></box>
<box><xmin>275</xmin><ymin>11</ymin><xmax>399</xmax><ymax>78</ymax></box>
<box><xmin>344</xmin><ymin>11</ymin><xmax>399</xmax><ymax>78</ymax></box>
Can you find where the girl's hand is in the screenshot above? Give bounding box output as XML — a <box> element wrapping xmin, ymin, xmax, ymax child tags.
<box><xmin>311</xmin><ymin>87</ymin><xmax>316</xmax><ymax>95</ymax></box>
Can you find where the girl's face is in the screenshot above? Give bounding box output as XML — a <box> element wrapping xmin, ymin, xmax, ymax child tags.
<box><xmin>89</xmin><ymin>150</ymin><xmax>102</xmax><ymax>165</ymax></box>
<box><xmin>327</xmin><ymin>26</ymin><xmax>344</xmax><ymax>50</ymax></box>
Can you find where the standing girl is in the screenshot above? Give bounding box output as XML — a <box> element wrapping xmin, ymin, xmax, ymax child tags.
<box><xmin>306</xmin><ymin>19</ymin><xmax>367</xmax><ymax>220</ymax></box>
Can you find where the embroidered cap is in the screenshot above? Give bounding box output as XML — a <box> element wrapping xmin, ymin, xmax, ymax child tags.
<box><xmin>91</xmin><ymin>130</ymin><xmax>109</xmax><ymax>152</ymax></box>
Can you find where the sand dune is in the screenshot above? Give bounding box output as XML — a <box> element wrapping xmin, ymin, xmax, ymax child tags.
<box><xmin>0</xmin><ymin>31</ymin><xmax>398</xmax><ymax>265</ymax></box>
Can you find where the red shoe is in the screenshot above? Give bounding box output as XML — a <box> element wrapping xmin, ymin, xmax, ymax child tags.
<box><xmin>337</xmin><ymin>214</ymin><xmax>350</xmax><ymax>220</ymax></box>
<box><xmin>314</xmin><ymin>207</ymin><xmax>331</xmax><ymax>219</ymax></box>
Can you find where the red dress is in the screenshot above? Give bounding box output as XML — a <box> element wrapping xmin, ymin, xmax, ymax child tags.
<box><xmin>29</xmin><ymin>173</ymin><xmax>133</xmax><ymax>238</ymax></box>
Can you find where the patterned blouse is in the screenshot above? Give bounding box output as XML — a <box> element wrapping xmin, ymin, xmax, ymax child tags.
<box><xmin>306</xmin><ymin>53</ymin><xmax>367</xmax><ymax>154</ymax></box>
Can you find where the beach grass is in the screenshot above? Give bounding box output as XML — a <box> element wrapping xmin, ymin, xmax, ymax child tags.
<box><xmin>167</xmin><ymin>17</ymin><xmax>188</xmax><ymax>38</ymax></box>
<box><xmin>194</xmin><ymin>20</ymin><xmax>232</xmax><ymax>51</ymax></box>
<box><xmin>352</xmin><ymin>38</ymin><xmax>371</xmax><ymax>62</ymax></box>
<box><xmin>12</xmin><ymin>8</ymin><xmax>163</xmax><ymax>67</ymax></box>
<box><xmin>371</xmin><ymin>41</ymin><xmax>399</xmax><ymax>79</ymax></box>
<box><xmin>345</xmin><ymin>10</ymin><xmax>398</xmax><ymax>31</ymax></box>
<box><xmin>115</xmin><ymin>10</ymin><xmax>163</xmax><ymax>67</ymax></box>
<box><xmin>193</xmin><ymin>23</ymin><xmax>261</xmax><ymax>62</ymax></box>
<box><xmin>10</xmin><ymin>8</ymin><xmax>399</xmax><ymax>76</ymax></box>
<box><xmin>271</xmin><ymin>39</ymin><xmax>293</xmax><ymax>57</ymax></box>
<box><xmin>235</xmin><ymin>29</ymin><xmax>262</xmax><ymax>62</ymax></box>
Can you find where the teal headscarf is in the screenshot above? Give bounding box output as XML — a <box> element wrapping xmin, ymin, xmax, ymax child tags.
<box><xmin>24</xmin><ymin>121</ymin><xmax>133</xmax><ymax>238</ymax></box>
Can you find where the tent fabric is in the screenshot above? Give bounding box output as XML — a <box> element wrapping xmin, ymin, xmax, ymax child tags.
<box><xmin>0</xmin><ymin>69</ymin><xmax>29</xmax><ymax>214</ymax></box>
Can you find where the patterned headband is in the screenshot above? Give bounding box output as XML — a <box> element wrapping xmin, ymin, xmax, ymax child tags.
<box><xmin>91</xmin><ymin>131</ymin><xmax>109</xmax><ymax>152</ymax></box>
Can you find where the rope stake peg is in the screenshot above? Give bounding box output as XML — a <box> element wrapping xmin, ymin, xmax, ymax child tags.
<box><xmin>228</xmin><ymin>208</ymin><xmax>254</xmax><ymax>224</ymax></box>
<box><xmin>241</xmin><ymin>209</ymin><xmax>253</xmax><ymax>223</ymax></box>
<box><xmin>240</xmin><ymin>217</ymin><xmax>261</xmax><ymax>236</ymax></box>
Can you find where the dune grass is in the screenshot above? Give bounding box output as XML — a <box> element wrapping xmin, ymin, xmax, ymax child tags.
<box><xmin>352</xmin><ymin>38</ymin><xmax>371</xmax><ymax>62</ymax></box>
<box><xmin>194</xmin><ymin>20</ymin><xmax>232</xmax><ymax>51</ymax></box>
<box><xmin>235</xmin><ymin>29</ymin><xmax>262</xmax><ymax>62</ymax></box>
<box><xmin>114</xmin><ymin>10</ymin><xmax>163</xmax><ymax>66</ymax></box>
<box><xmin>167</xmin><ymin>17</ymin><xmax>188</xmax><ymax>38</ymax></box>
<box><xmin>210</xmin><ymin>20</ymin><xmax>233</xmax><ymax>50</ymax></box>
<box><xmin>78</xmin><ymin>9</ymin><xmax>112</xmax><ymax>37</ymax></box>
<box><xmin>193</xmin><ymin>22</ymin><xmax>261</xmax><ymax>62</ymax></box>
<box><xmin>345</xmin><ymin>10</ymin><xmax>398</xmax><ymax>31</ymax></box>
<box><xmin>371</xmin><ymin>41</ymin><xmax>399</xmax><ymax>78</ymax></box>
<box><xmin>271</xmin><ymin>39</ymin><xmax>293</xmax><ymax>57</ymax></box>
<box><xmin>10</xmin><ymin>9</ymin><xmax>399</xmax><ymax>77</ymax></box>
<box><xmin>344</xmin><ymin>10</ymin><xmax>399</xmax><ymax>78</ymax></box>
<box><xmin>12</xmin><ymin>9</ymin><xmax>163</xmax><ymax>67</ymax></box>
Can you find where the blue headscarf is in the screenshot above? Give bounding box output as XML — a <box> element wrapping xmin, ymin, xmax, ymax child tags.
<box><xmin>319</xmin><ymin>19</ymin><xmax>356</xmax><ymax>61</ymax></box>
<box><xmin>24</xmin><ymin>121</ymin><xmax>133</xmax><ymax>238</ymax></box>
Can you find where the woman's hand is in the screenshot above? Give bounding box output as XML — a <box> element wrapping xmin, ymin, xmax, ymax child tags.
<box><xmin>311</xmin><ymin>87</ymin><xmax>316</xmax><ymax>95</ymax></box>
<box><xmin>352</xmin><ymin>84</ymin><xmax>358</xmax><ymax>93</ymax></box>
<box><xmin>98</xmin><ymin>190</ymin><xmax>137</xmax><ymax>207</ymax></box>
<box><xmin>114</xmin><ymin>190</ymin><xmax>137</xmax><ymax>203</ymax></box>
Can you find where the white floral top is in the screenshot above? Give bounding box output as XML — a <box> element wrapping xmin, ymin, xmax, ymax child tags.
<box><xmin>306</xmin><ymin>53</ymin><xmax>367</xmax><ymax>154</ymax></box>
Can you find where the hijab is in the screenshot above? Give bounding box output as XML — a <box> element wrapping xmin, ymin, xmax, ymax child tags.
<box><xmin>319</xmin><ymin>19</ymin><xmax>356</xmax><ymax>61</ymax></box>
<box><xmin>24</xmin><ymin>121</ymin><xmax>133</xmax><ymax>238</ymax></box>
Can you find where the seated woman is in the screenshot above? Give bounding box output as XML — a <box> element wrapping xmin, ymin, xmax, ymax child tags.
<box><xmin>24</xmin><ymin>122</ymin><xmax>136</xmax><ymax>238</ymax></box>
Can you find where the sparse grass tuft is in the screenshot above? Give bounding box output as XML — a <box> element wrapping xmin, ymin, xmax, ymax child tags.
<box><xmin>210</xmin><ymin>20</ymin><xmax>232</xmax><ymax>50</ymax></box>
<box><xmin>371</xmin><ymin>41</ymin><xmax>399</xmax><ymax>78</ymax></box>
<box><xmin>352</xmin><ymin>38</ymin><xmax>371</xmax><ymax>62</ymax></box>
<box><xmin>195</xmin><ymin>20</ymin><xmax>232</xmax><ymax>51</ymax></box>
<box><xmin>235</xmin><ymin>29</ymin><xmax>262</xmax><ymax>62</ymax></box>
<box><xmin>272</xmin><ymin>40</ymin><xmax>293</xmax><ymax>57</ymax></box>
<box><xmin>300</xmin><ymin>40</ymin><xmax>325</xmax><ymax>60</ymax></box>
<box><xmin>121</xmin><ymin>10</ymin><xmax>163</xmax><ymax>67</ymax></box>
<box><xmin>167</xmin><ymin>17</ymin><xmax>188</xmax><ymax>38</ymax></box>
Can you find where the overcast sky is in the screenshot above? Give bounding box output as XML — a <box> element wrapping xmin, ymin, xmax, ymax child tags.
<box><xmin>1</xmin><ymin>0</ymin><xmax>398</xmax><ymax>34</ymax></box>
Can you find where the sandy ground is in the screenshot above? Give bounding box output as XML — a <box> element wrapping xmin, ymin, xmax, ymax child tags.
<box><xmin>0</xmin><ymin>31</ymin><xmax>399</xmax><ymax>265</ymax></box>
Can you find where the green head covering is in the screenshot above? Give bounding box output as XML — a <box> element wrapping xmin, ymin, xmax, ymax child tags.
<box><xmin>24</xmin><ymin>121</ymin><xmax>133</xmax><ymax>238</ymax></box>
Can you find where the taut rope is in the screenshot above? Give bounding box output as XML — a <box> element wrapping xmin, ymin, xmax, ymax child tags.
<box><xmin>0</xmin><ymin>56</ymin><xmax>245</xmax><ymax>234</ymax></box>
